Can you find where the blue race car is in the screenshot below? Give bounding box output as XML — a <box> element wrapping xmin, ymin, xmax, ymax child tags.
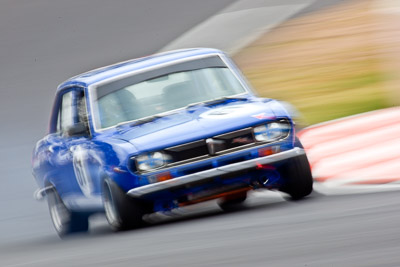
<box><xmin>32</xmin><ymin>48</ymin><xmax>313</xmax><ymax>236</ymax></box>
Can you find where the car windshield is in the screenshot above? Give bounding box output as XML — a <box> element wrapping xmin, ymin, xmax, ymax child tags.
<box><xmin>91</xmin><ymin>58</ymin><xmax>247</xmax><ymax>129</ymax></box>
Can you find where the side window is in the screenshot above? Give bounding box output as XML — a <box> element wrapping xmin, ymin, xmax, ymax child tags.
<box><xmin>56</xmin><ymin>91</ymin><xmax>74</xmax><ymax>135</ymax></box>
<box><xmin>55</xmin><ymin>107</ymin><xmax>62</xmax><ymax>133</ymax></box>
<box><xmin>52</xmin><ymin>88</ymin><xmax>90</xmax><ymax>136</ymax></box>
<box><xmin>76</xmin><ymin>90</ymin><xmax>88</xmax><ymax>125</ymax></box>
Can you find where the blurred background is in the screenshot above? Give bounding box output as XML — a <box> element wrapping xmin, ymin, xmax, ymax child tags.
<box><xmin>234</xmin><ymin>0</ymin><xmax>399</xmax><ymax>125</ymax></box>
<box><xmin>0</xmin><ymin>0</ymin><xmax>399</xmax><ymax>266</ymax></box>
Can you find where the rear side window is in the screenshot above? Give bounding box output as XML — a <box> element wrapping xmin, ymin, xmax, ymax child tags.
<box><xmin>54</xmin><ymin>91</ymin><xmax>74</xmax><ymax>135</ymax></box>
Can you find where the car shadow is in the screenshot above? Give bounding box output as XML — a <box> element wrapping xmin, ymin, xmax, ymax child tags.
<box><xmin>22</xmin><ymin>190</ymin><xmax>321</xmax><ymax>244</ymax></box>
<box><xmin>87</xmin><ymin>190</ymin><xmax>321</xmax><ymax>237</ymax></box>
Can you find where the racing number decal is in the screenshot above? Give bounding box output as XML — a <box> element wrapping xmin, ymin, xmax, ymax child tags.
<box><xmin>72</xmin><ymin>146</ymin><xmax>93</xmax><ymax>197</ymax></box>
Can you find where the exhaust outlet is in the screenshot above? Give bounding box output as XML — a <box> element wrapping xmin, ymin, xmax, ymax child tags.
<box><xmin>259</xmin><ymin>176</ymin><xmax>269</xmax><ymax>186</ymax></box>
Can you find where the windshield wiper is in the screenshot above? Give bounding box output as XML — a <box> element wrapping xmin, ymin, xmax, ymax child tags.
<box><xmin>185</xmin><ymin>102</ymin><xmax>204</xmax><ymax>109</ymax></box>
<box><xmin>185</xmin><ymin>96</ymin><xmax>248</xmax><ymax>109</ymax></box>
<box><xmin>115</xmin><ymin>115</ymin><xmax>163</xmax><ymax>131</ymax></box>
<box><xmin>116</xmin><ymin>97</ymin><xmax>248</xmax><ymax>129</ymax></box>
<box><xmin>129</xmin><ymin>115</ymin><xmax>164</xmax><ymax>127</ymax></box>
<box><xmin>203</xmin><ymin>96</ymin><xmax>248</xmax><ymax>106</ymax></box>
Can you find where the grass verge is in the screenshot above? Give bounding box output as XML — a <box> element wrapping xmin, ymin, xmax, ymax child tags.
<box><xmin>234</xmin><ymin>0</ymin><xmax>395</xmax><ymax>125</ymax></box>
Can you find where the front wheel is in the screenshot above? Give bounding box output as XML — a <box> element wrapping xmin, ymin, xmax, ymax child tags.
<box><xmin>47</xmin><ymin>186</ymin><xmax>89</xmax><ymax>237</ymax></box>
<box><xmin>103</xmin><ymin>179</ymin><xmax>151</xmax><ymax>231</ymax></box>
<box><xmin>279</xmin><ymin>153</ymin><xmax>313</xmax><ymax>200</ymax></box>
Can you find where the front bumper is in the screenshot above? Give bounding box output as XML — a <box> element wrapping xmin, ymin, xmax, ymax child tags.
<box><xmin>127</xmin><ymin>147</ymin><xmax>305</xmax><ymax>198</ymax></box>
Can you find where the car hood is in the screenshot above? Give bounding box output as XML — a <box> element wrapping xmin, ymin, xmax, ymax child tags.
<box><xmin>112</xmin><ymin>98</ymin><xmax>290</xmax><ymax>152</ymax></box>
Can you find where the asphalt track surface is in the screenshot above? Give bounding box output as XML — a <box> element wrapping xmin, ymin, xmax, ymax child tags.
<box><xmin>1</xmin><ymin>0</ymin><xmax>399</xmax><ymax>266</ymax></box>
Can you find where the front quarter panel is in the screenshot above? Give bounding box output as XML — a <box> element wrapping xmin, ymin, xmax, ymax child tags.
<box><xmin>92</xmin><ymin>134</ymin><xmax>140</xmax><ymax>193</ymax></box>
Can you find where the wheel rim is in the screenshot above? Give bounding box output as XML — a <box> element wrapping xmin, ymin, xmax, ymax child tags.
<box><xmin>49</xmin><ymin>190</ymin><xmax>69</xmax><ymax>233</ymax></box>
<box><xmin>103</xmin><ymin>182</ymin><xmax>120</xmax><ymax>227</ymax></box>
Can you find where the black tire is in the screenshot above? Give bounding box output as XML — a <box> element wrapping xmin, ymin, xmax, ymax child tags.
<box><xmin>103</xmin><ymin>179</ymin><xmax>151</xmax><ymax>231</ymax></box>
<box><xmin>218</xmin><ymin>191</ymin><xmax>247</xmax><ymax>212</ymax></box>
<box><xmin>279</xmin><ymin>152</ymin><xmax>313</xmax><ymax>200</ymax></box>
<box><xmin>47</xmin><ymin>187</ymin><xmax>89</xmax><ymax>237</ymax></box>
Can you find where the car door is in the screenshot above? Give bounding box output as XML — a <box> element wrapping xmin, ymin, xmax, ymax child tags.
<box><xmin>67</xmin><ymin>88</ymin><xmax>102</xmax><ymax>198</ymax></box>
<box><xmin>44</xmin><ymin>89</ymin><xmax>80</xmax><ymax>197</ymax></box>
<box><xmin>47</xmin><ymin>87</ymin><xmax>100</xmax><ymax>195</ymax></box>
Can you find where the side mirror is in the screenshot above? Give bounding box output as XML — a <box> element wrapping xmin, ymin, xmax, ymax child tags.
<box><xmin>66</xmin><ymin>122</ymin><xmax>89</xmax><ymax>137</ymax></box>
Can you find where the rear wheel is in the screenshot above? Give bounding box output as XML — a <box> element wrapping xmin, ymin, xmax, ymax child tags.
<box><xmin>279</xmin><ymin>153</ymin><xmax>313</xmax><ymax>200</ymax></box>
<box><xmin>103</xmin><ymin>179</ymin><xmax>151</xmax><ymax>231</ymax></box>
<box><xmin>47</xmin><ymin>186</ymin><xmax>89</xmax><ymax>237</ymax></box>
<box><xmin>218</xmin><ymin>191</ymin><xmax>247</xmax><ymax>211</ymax></box>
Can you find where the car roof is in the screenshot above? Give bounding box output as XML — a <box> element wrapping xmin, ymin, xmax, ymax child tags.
<box><xmin>57</xmin><ymin>48</ymin><xmax>225</xmax><ymax>91</ymax></box>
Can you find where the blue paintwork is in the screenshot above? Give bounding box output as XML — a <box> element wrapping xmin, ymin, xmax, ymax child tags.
<box><xmin>32</xmin><ymin>48</ymin><xmax>298</xmax><ymax>214</ymax></box>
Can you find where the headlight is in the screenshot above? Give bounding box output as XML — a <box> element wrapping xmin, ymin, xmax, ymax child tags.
<box><xmin>253</xmin><ymin>121</ymin><xmax>290</xmax><ymax>142</ymax></box>
<box><xmin>135</xmin><ymin>151</ymin><xmax>168</xmax><ymax>171</ymax></box>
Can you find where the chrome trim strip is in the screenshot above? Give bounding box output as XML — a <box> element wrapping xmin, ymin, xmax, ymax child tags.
<box><xmin>214</xmin><ymin>127</ymin><xmax>253</xmax><ymax>139</ymax></box>
<box><xmin>161</xmin><ymin>154</ymin><xmax>211</xmax><ymax>169</ymax></box>
<box><xmin>165</xmin><ymin>139</ymin><xmax>206</xmax><ymax>152</ymax></box>
<box><xmin>157</xmin><ymin>120</ymin><xmax>291</xmax><ymax>170</ymax></box>
<box><xmin>213</xmin><ymin>142</ymin><xmax>257</xmax><ymax>155</ymax></box>
<box><xmin>139</xmin><ymin>137</ymin><xmax>290</xmax><ymax>174</ymax></box>
<box><xmin>127</xmin><ymin>148</ymin><xmax>305</xmax><ymax>198</ymax></box>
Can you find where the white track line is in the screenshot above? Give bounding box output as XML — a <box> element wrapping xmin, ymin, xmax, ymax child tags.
<box><xmin>161</xmin><ymin>0</ymin><xmax>315</xmax><ymax>54</ymax></box>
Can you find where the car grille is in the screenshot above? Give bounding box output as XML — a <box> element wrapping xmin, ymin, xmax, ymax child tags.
<box><xmin>164</xmin><ymin>127</ymin><xmax>256</xmax><ymax>165</ymax></box>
